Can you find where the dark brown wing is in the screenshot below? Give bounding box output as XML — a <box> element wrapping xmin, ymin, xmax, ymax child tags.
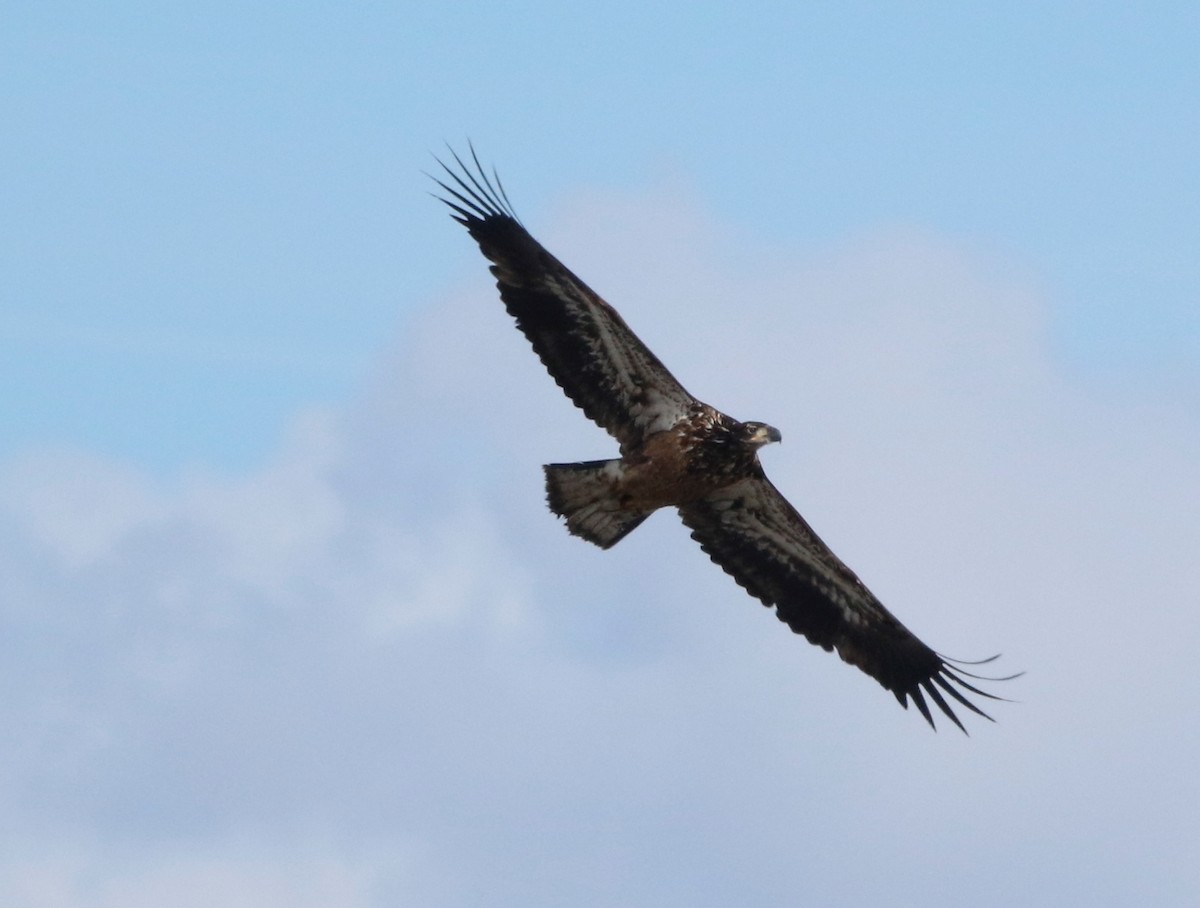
<box><xmin>677</xmin><ymin>475</ymin><xmax>1010</xmax><ymax>732</ymax></box>
<box><xmin>431</xmin><ymin>146</ymin><xmax>697</xmax><ymax>452</ymax></box>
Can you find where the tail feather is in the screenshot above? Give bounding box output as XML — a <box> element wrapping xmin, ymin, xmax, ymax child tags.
<box><xmin>544</xmin><ymin>460</ymin><xmax>651</xmax><ymax>549</ymax></box>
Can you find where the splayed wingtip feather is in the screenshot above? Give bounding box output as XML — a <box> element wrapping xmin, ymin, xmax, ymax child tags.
<box><xmin>933</xmin><ymin>673</ymin><xmax>995</xmax><ymax>721</ymax></box>
<box><xmin>923</xmin><ymin>680</ymin><xmax>968</xmax><ymax>734</ymax></box>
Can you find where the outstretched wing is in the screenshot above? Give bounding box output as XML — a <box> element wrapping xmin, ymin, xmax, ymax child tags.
<box><xmin>432</xmin><ymin>146</ymin><xmax>697</xmax><ymax>452</ymax></box>
<box><xmin>677</xmin><ymin>475</ymin><xmax>1010</xmax><ymax>732</ymax></box>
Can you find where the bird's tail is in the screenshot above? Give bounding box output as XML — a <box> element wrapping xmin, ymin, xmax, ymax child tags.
<box><xmin>544</xmin><ymin>460</ymin><xmax>651</xmax><ymax>549</ymax></box>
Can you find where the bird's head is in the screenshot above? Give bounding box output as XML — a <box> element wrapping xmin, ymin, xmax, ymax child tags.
<box><xmin>742</xmin><ymin>421</ymin><xmax>782</xmax><ymax>448</ymax></box>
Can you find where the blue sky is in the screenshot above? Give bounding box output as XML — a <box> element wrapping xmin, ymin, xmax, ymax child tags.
<box><xmin>2</xmin><ymin>4</ymin><xmax>1199</xmax><ymax>906</ymax></box>
<box><xmin>3</xmin><ymin>3</ymin><xmax>1196</xmax><ymax>471</ymax></box>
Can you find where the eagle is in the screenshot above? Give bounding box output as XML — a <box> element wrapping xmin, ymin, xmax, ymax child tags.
<box><xmin>432</xmin><ymin>146</ymin><xmax>1013</xmax><ymax>731</ymax></box>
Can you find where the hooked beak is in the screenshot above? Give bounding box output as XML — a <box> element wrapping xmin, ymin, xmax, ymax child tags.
<box><xmin>751</xmin><ymin>424</ymin><xmax>782</xmax><ymax>446</ymax></box>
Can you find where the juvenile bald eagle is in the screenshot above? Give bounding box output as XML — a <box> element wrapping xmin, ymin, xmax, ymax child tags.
<box><xmin>432</xmin><ymin>146</ymin><xmax>1013</xmax><ymax>731</ymax></box>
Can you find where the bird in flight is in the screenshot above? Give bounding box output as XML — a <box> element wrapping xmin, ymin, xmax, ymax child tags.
<box><xmin>431</xmin><ymin>145</ymin><xmax>1014</xmax><ymax>731</ymax></box>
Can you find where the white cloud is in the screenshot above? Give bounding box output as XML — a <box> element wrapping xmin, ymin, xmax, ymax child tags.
<box><xmin>0</xmin><ymin>840</ymin><xmax>387</xmax><ymax>908</ymax></box>
<box><xmin>1</xmin><ymin>188</ymin><xmax>1197</xmax><ymax>906</ymax></box>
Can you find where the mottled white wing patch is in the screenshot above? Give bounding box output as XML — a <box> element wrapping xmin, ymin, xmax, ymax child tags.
<box><xmin>684</xmin><ymin>477</ymin><xmax>884</xmax><ymax>631</ymax></box>
<box><xmin>534</xmin><ymin>268</ymin><xmax>696</xmax><ymax>446</ymax></box>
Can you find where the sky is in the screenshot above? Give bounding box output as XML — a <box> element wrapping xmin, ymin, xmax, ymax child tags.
<box><xmin>2</xmin><ymin>3</ymin><xmax>1199</xmax><ymax>906</ymax></box>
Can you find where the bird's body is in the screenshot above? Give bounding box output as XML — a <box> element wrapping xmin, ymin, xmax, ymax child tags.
<box><xmin>545</xmin><ymin>409</ymin><xmax>779</xmax><ymax>548</ymax></box>
<box><xmin>432</xmin><ymin>146</ymin><xmax>1011</xmax><ymax>731</ymax></box>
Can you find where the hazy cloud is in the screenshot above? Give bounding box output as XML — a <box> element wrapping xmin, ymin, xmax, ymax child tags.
<box><xmin>2</xmin><ymin>190</ymin><xmax>1197</xmax><ymax>905</ymax></box>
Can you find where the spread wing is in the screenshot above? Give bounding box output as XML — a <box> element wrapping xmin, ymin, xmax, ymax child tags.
<box><xmin>677</xmin><ymin>475</ymin><xmax>1011</xmax><ymax>732</ymax></box>
<box><xmin>432</xmin><ymin>146</ymin><xmax>697</xmax><ymax>452</ymax></box>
